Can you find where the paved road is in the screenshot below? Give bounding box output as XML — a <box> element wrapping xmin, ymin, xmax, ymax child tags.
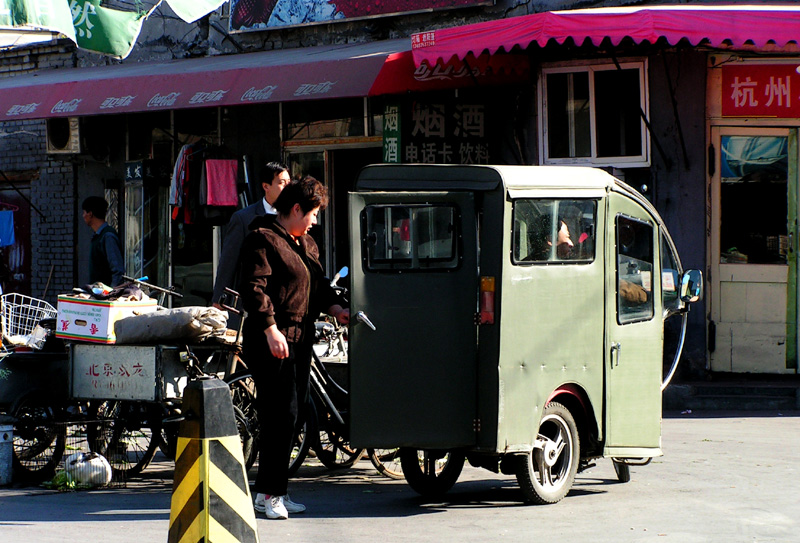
<box><xmin>1</xmin><ymin>411</ymin><xmax>799</xmax><ymax>543</ymax></box>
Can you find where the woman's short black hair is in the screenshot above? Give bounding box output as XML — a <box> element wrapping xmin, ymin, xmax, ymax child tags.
<box><xmin>273</xmin><ymin>175</ymin><xmax>328</xmax><ymax>216</ymax></box>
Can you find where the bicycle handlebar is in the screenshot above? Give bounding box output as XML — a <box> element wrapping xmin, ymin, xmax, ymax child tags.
<box><xmin>122</xmin><ymin>275</ymin><xmax>184</xmax><ymax>298</ymax></box>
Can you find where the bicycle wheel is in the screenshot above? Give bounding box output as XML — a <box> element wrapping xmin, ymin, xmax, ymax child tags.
<box><xmin>10</xmin><ymin>394</ymin><xmax>65</xmax><ymax>481</ymax></box>
<box><xmin>368</xmin><ymin>448</ymin><xmax>404</xmax><ymax>480</ymax></box>
<box><xmin>288</xmin><ymin>399</ymin><xmax>316</xmax><ymax>476</ymax></box>
<box><xmin>232</xmin><ymin>404</ymin><xmax>255</xmax><ymax>471</ymax></box>
<box><xmin>225</xmin><ymin>371</ymin><xmax>258</xmax><ymax>471</ymax></box>
<box><xmin>315</xmin><ymin>414</ymin><xmax>365</xmax><ymax>470</ymax></box>
<box><xmin>88</xmin><ymin>401</ymin><xmax>160</xmax><ymax>479</ymax></box>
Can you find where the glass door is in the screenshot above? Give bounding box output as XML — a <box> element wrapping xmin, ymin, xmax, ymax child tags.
<box><xmin>285</xmin><ymin>151</ymin><xmax>329</xmax><ymax>271</ymax></box>
<box><xmin>709</xmin><ymin>127</ymin><xmax>798</xmax><ymax>373</ymax></box>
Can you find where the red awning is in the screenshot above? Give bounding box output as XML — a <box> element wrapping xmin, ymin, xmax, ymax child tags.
<box><xmin>0</xmin><ymin>37</ymin><xmax>530</xmax><ymax>122</ymax></box>
<box><xmin>0</xmin><ymin>40</ymin><xmax>409</xmax><ymax>121</ymax></box>
<box><xmin>412</xmin><ymin>5</ymin><xmax>800</xmax><ymax>66</ymax></box>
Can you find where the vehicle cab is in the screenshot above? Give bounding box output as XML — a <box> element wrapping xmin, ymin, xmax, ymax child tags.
<box><xmin>348</xmin><ymin>164</ymin><xmax>702</xmax><ymax>503</ymax></box>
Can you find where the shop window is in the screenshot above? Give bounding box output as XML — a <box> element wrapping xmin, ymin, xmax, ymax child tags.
<box><xmin>617</xmin><ymin>215</ymin><xmax>654</xmax><ymax>324</ymax></box>
<box><xmin>540</xmin><ymin>61</ymin><xmax>649</xmax><ymax>167</ymax></box>
<box><xmin>284</xmin><ymin>98</ymin><xmax>380</xmax><ymax>141</ymax></box>
<box><xmin>719</xmin><ymin>135</ymin><xmax>788</xmax><ymax>265</ymax></box>
<box><xmin>512</xmin><ymin>199</ymin><xmax>597</xmax><ymax>264</ymax></box>
<box><xmin>362</xmin><ymin>204</ymin><xmax>459</xmax><ymax>271</ymax></box>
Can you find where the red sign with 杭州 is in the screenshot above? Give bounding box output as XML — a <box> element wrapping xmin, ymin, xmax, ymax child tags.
<box><xmin>721</xmin><ymin>64</ymin><xmax>800</xmax><ymax>118</ymax></box>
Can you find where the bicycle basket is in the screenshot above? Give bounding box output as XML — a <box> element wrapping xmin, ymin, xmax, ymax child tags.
<box><xmin>1</xmin><ymin>293</ymin><xmax>58</xmax><ymax>346</ymax></box>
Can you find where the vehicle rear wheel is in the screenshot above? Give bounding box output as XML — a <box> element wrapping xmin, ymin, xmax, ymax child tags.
<box><xmin>368</xmin><ymin>448</ymin><xmax>404</xmax><ymax>480</ymax></box>
<box><xmin>399</xmin><ymin>448</ymin><xmax>464</xmax><ymax>497</ymax></box>
<box><xmin>516</xmin><ymin>402</ymin><xmax>580</xmax><ymax>504</ymax></box>
<box><xmin>10</xmin><ymin>394</ymin><xmax>65</xmax><ymax>481</ymax></box>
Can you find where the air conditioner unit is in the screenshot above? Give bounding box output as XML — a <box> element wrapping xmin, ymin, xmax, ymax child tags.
<box><xmin>46</xmin><ymin>117</ymin><xmax>81</xmax><ymax>154</ymax></box>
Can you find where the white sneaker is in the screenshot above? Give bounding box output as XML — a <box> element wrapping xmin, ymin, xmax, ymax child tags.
<box><xmin>254</xmin><ymin>494</ymin><xmax>288</xmax><ymax>519</ymax></box>
<box><xmin>283</xmin><ymin>494</ymin><xmax>306</xmax><ymax>514</ymax></box>
<box><xmin>253</xmin><ymin>493</ymin><xmax>267</xmax><ymax>513</ymax></box>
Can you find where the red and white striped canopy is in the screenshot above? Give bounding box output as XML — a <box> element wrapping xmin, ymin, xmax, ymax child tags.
<box><xmin>412</xmin><ymin>5</ymin><xmax>800</xmax><ymax>66</ymax></box>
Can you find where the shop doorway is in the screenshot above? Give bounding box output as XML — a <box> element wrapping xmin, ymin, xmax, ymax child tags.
<box><xmin>709</xmin><ymin>126</ymin><xmax>798</xmax><ymax>373</ymax></box>
<box><xmin>0</xmin><ymin>184</ymin><xmax>31</xmax><ymax>296</ymax></box>
<box><xmin>286</xmin><ymin>146</ymin><xmax>382</xmax><ymax>276</ymax></box>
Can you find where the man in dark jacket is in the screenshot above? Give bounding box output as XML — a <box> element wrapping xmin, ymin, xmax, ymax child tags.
<box><xmin>212</xmin><ymin>161</ymin><xmax>290</xmax><ymax>311</ymax></box>
<box><xmin>82</xmin><ymin>196</ymin><xmax>124</xmax><ymax>286</ymax></box>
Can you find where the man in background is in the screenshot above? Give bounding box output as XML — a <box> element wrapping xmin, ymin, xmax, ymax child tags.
<box><xmin>82</xmin><ymin>196</ymin><xmax>125</xmax><ymax>287</ymax></box>
<box><xmin>212</xmin><ymin>161</ymin><xmax>290</xmax><ymax>311</ymax></box>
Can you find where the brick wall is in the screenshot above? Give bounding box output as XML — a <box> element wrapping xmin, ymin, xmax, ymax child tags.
<box><xmin>0</xmin><ymin>43</ymin><xmax>76</xmax><ymax>302</ymax></box>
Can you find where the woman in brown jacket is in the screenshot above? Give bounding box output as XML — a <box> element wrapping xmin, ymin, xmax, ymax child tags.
<box><xmin>240</xmin><ymin>176</ymin><xmax>349</xmax><ymax>519</ymax></box>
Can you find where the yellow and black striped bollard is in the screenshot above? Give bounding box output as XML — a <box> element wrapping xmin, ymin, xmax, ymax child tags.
<box><xmin>168</xmin><ymin>378</ymin><xmax>258</xmax><ymax>543</ymax></box>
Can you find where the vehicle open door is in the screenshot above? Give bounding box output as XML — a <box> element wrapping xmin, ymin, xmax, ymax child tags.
<box><xmin>604</xmin><ymin>192</ymin><xmax>663</xmax><ymax>456</ymax></box>
<box><xmin>348</xmin><ymin>191</ymin><xmax>479</xmax><ymax>449</ymax></box>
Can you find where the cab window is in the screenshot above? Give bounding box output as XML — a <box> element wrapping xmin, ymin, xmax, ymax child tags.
<box><xmin>617</xmin><ymin>215</ymin><xmax>654</xmax><ymax>323</ymax></box>
<box><xmin>363</xmin><ymin>204</ymin><xmax>459</xmax><ymax>271</ymax></box>
<box><xmin>512</xmin><ymin>199</ymin><xmax>597</xmax><ymax>264</ymax></box>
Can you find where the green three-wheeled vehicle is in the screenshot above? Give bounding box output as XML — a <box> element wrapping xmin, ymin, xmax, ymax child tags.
<box><xmin>348</xmin><ymin>164</ymin><xmax>702</xmax><ymax>504</ymax></box>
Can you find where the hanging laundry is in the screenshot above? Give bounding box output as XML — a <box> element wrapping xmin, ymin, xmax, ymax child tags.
<box><xmin>203</xmin><ymin>159</ymin><xmax>238</xmax><ymax>206</ymax></box>
<box><xmin>169</xmin><ymin>144</ymin><xmax>192</xmax><ymax>207</ymax></box>
<box><xmin>170</xmin><ymin>143</ymin><xmax>204</xmax><ymax>224</ymax></box>
<box><xmin>0</xmin><ymin>210</ymin><xmax>15</xmax><ymax>247</ymax></box>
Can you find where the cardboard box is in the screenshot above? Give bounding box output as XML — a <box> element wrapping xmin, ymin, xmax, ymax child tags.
<box><xmin>56</xmin><ymin>295</ymin><xmax>158</xmax><ymax>344</ymax></box>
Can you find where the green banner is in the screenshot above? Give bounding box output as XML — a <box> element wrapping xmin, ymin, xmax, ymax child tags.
<box><xmin>3</xmin><ymin>0</ymin><xmax>227</xmax><ymax>58</ymax></box>
<box><xmin>71</xmin><ymin>0</ymin><xmax>148</xmax><ymax>58</ymax></box>
<box><xmin>70</xmin><ymin>0</ymin><xmax>227</xmax><ymax>57</ymax></box>
<box><xmin>0</xmin><ymin>0</ymin><xmax>76</xmax><ymax>41</ymax></box>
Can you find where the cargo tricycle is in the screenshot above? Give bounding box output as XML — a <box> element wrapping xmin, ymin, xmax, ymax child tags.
<box><xmin>348</xmin><ymin>164</ymin><xmax>702</xmax><ymax>504</ymax></box>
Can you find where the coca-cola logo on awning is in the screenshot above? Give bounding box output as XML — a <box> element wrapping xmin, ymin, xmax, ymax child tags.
<box><xmin>100</xmin><ymin>96</ymin><xmax>136</xmax><ymax>109</ymax></box>
<box><xmin>148</xmin><ymin>92</ymin><xmax>181</xmax><ymax>108</ymax></box>
<box><xmin>6</xmin><ymin>103</ymin><xmax>40</xmax><ymax>116</ymax></box>
<box><xmin>51</xmin><ymin>99</ymin><xmax>82</xmax><ymax>114</ymax></box>
<box><xmin>241</xmin><ymin>86</ymin><xmax>278</xmax><ymax>102</ymax></box>
<box><xmin>294</xmin><ymin>81</ymin><xmax>336</xmax><ymax>97</ymax></box>
<box><xmin>189</xmin><ymin>90</ymin><xmax>228</xmax><ymax>104</ymax></box>
<box><xmin>414</xmin><ymin>62</ymin><xmax>477</xmax><ymax>81</ymax></box>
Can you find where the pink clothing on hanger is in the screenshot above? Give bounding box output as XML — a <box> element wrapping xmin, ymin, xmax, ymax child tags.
<box><xmin>204</xmin><ymin>159</ymin><xmax>238</xmax><ymax>206</ymax></box>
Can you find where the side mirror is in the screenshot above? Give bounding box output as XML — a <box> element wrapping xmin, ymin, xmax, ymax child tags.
<box><xmin>680</xmin><ymin>269</ymin><xmax>703</xmax><ymax>304</ymax></box>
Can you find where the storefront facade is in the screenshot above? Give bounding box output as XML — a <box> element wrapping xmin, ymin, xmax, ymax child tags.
<box><xmin>706</xmin><ymin>58</ymin><xmax>800</xmax><ymax>374</ymax></box>
<box><xmin>2</xmin><ymin>4</ymin><xmax>800</xmax><ymax>376</ymax></box>
<box><xmin>407</xmin><ymin>5</ymin><xmax>800</xmax><ymax>375</ymax></box>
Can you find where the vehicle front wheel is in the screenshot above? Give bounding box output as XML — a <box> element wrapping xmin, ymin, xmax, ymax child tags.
<box><xmin>612</xmin><ymin>459</ymin><xmax>631</xmax><ymax>483</ymax></box>
<box><xmin>399</xmin><ymin>448</ymin><xmax>464</xmax><ymax>497</ymax></box>
<box><xmin>516</xmin><ymin>402</ymin><xmax>580</xmax><ymax>504</ymax></box>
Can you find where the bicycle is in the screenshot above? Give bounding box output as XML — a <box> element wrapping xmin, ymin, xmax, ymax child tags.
<box><xmin>1</xmin><ymin>292</ymin><xmax>67</xmax><ymax>481</ymax></box>
<box><xmin>310</xmin><ymin>287</ymin><xmax>402</xmax><ymax>478</ymax></box>
<box><xmin>224</xmin><ymin>319</ymin><xmax>362</xmax><ymax>475</ymax></box>
<box><xmin>224</xmin><ymin>267</ymin><xmax>363</xmax><ymax>475</ymax></box>
<box><xmin>309</xmin><ymin>343</ymin><xmax>365</xmax><ymax>470</ymax></box>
